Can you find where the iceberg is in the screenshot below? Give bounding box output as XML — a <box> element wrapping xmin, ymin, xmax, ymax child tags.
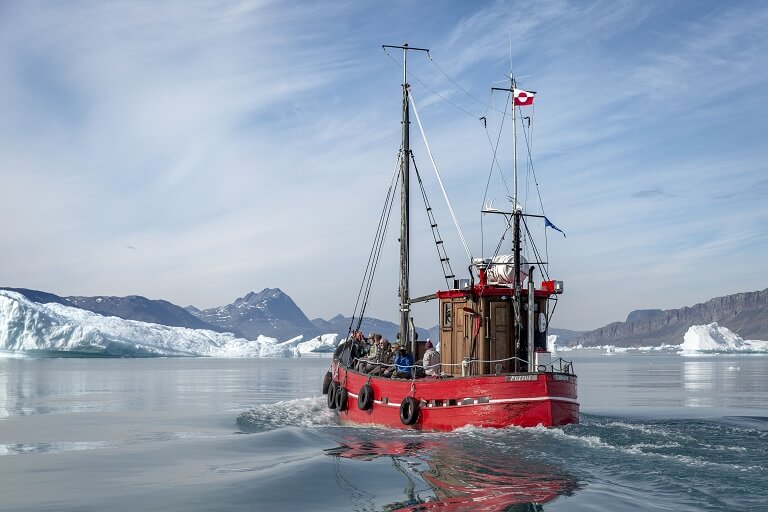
<box><xmin>547</xmin><ymin>334</ymin><xmax>558</xmax><ymax>354</ymax></box>
<box><xmin>681</xmin><ymin>323</ymin><xmax>768</xmax><ymax>354</ymax></box>
<box><xmin>0</xmin><ymin>290</ymin><xmax>340</xmax><ymax>357</ymax></box>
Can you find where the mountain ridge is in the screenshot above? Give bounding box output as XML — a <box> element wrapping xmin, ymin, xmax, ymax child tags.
<box><xmin>7</xmin><ymin>285</ymin><xmax>763</xmax><ymax>347</ymax></box>
<box><xmin>570</xmin><ymin>288</ymin><xmax>768</xmax><ymax>347</ymax></box>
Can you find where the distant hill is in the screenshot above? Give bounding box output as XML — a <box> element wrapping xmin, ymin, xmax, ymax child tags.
<box><xmin>549</xmin><ymin>328</ymin><xmax>585</xmax><ymax>345</ymax></box>
<box><xmin>68</xmin><ymin>295</ymin><xmax>228</xmax><ymax>332</ymax></box>
<box><xmin>570</xmin><ymin>288</ymin><xmax>768</xmax><ymax>347</ymax></box>
<box><xmin>189</xmin><ymin>288</ymin><xmax>320</xmax><ymax>341</ymax></box>
<box><xmin>311</xmin><ymin>314</ymin><xmax>433</xmax><ymax>343</ymax></box>
<box><xmin>0</xmin><ymin>287</ymin><xmax>74</xmax><ymax>306</ymax></box>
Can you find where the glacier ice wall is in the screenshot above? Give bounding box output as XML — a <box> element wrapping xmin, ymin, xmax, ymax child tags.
<box><xmin>0</xmin><ymin>290</ymin><xmax>339</xmax><ymax>357</ymax></box>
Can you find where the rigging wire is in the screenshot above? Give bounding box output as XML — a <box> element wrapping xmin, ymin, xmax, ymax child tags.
<box><xmin>516</xmin><ymin>101</ymin><xmax>552</xmax><ymax>266</ymax></box>
<box><xmin>521</xmin><ymin>215</ymin><xmax>551</xmax><ymax>282</ymax></box>
<box><xmin>383</xmin><ymin>47</ymin><xmax>479</xmax><ymax>120</ymax></box>
<box><xmin>408</xmin><ymin>90</ymin><xmax>473</xmax><ymax>263</ymax></box>
<box><xmin>481</xmin><ymin>91</ymin><xmax>512</xmax><ymax>258</ymax></box>
<box><xmin>356</xmin><ymin>176</ymin><xmax>398</xmax><ymax>333</ymax></box>
<box><xmin>412</xmin><ymin>154</ymin><xmax>456</xmax><ymax>289</ymax></box>
<box><xmin>426</xmin><ymin>53</ymin><xmax>495</xmax><ymax>112</ymax></box>
<box><xmin>347</xmin><ymin>153</ymin><xmax>401</xmax><ymax>337</ymax></box>
<box><xmin>384</xmin><ymin>46</ymin><xmax>534</xmax><ymax>124</ymax></box>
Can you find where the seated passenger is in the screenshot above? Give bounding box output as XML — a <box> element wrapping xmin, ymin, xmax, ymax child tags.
<box><xmin>392</xmin><ymin>346</ymin><xmax>414</xmax><ymax>379</ymax></box>
<box><xmin>423</xmin><ymin>339</ymin><xmax>441</xmax><ymax>376</ymax></box>
<box><xmin>381</xmin><ymin>343</ymin><xmax>399</xmax><ymax>378</ymax></box>
<box><xmin>362</xmin><ymin>336</ymin><xmax>388</xmax><ymax>373</ymax></box>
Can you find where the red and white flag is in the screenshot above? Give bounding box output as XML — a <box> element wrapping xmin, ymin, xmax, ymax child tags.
<box><xmin>513</xmin><ymin>88</ymin><xmax>535</xmax><ymax>106</ymax></box>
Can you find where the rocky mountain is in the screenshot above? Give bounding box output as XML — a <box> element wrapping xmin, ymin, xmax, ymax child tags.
<box><xmin>1</xmin><ymin>287</ymin><xmax>222</xmax><ymax>332</ymax></box>
<box><xmin>570</xmin><ymin>288</ymin><xmax>768</xmax><ymax>347</ymax></box>
<box><xmin>189</xmin><ymin>288</ymin><xmax>320</xmax><ymax>341</ymax></box>
<box><xmin>68</xmin><ymin>295</ymin><xmax>227</xmax><ymax>332</ymax></box>
<box><xmin>625</xmin><ymin>309</ymin><xmax>663</xmax><ymax>323</ymax></box>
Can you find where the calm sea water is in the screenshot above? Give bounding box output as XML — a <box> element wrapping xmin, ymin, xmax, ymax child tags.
<box><xmin>0</xmin><ymin>352</ymin><xmax>766</xmax><ymax>511</ymax></box>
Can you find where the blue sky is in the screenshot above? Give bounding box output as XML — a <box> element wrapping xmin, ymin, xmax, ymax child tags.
<box><xmin>1</xmin><ymin>1</ymin><xmax>767</xmax><ymax>331</ymax></box>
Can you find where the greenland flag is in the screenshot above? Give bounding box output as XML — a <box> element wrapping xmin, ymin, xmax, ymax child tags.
<box><xmin>513</xmin><ymin>88</ymin><xmax>535</xmax><ymax>106</ymax></box>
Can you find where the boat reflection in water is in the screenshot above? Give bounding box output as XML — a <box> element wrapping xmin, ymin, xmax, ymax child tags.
<box><xmin>325</xmin><ymin>435</ymin><xmax>579</xmax><ymax>511</ymax></box>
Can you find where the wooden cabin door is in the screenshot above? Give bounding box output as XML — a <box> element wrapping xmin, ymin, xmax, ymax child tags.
<box><xmin>490</xmin><ymin>301</ymin><xmax>512</xmax><ymax>373</ymax></box>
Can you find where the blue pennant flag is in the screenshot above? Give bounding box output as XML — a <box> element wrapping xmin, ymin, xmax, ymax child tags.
<box><xmin>544</xmin><ymin>216</ymin><xmax>566</xmax><ymax>237</ymax></box>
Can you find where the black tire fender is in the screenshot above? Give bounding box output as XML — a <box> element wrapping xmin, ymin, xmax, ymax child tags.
<box><xmin>335</xmin><ymin>386</ymin><xmax>348</xmax><ymax>411</ymax></box>
<box><xmin>357</xmin><ymin>384</ymin><xmax>374</xmax><ymax>411</ymax></box>
<box><xmin>399</xmin><ymin>396</ymin><xmax>419</xmax><ymax>426</ymax></box>
<box><xmin>322</xmin><ymin>371</ymin><xmax>333</xmax><ymax>395</ymax></box>
<box><xmin>327</xmin><ymin>381</ymin><xmax>338</xmax><ymax>409</ymax></box>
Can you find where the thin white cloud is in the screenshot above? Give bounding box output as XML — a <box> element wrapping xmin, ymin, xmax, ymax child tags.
<box><xmin>1</xmin><ymin>1</ymin><xmax>767</xmax><ymax>331</ymax></box>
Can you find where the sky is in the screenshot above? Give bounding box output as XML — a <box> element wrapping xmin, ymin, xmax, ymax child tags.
<box><xmin>1</xmin><ymin>0</ymin><xmax>767</xmax><ymax>331</ymax></box>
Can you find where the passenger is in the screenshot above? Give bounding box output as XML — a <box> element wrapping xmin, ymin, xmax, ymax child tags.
<box><xmin>352</xmin><ymin>331</ymin><xmax>365</xmax><ymax>368</ymax></box>
<box><xmin>423</xmin><ymin>339</ymin><xmax>441</xmax><ymax>376</ymax></box>
<box><xmin>356</xmin><ymin>333</ymin><xmax>381</xmax><ymax>371</ymax></box>
<box><xmin>364</xmin><ymin>337</ymin><xmax>390</xmax><ymax>374</ymax></box>
<box><xmin>392</xmin><ymin>346</ymin><xmax>415</xmax><ymax>379</ymax></box>
<box><xmin>381</xmin><ymin>343</ymin><xmax>399</xmax><ymax>378</ymax></box>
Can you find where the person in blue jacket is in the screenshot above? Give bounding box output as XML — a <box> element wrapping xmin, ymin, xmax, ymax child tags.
<box><xmin>392</xmin><ymin>346</ymin><xmax>414</xmax><ymax>379</ymax></box>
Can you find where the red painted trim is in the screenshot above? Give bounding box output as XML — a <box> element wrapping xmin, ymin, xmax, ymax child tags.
<box><xmin>436</xmin><ymin>290</ymin><xmax>470</xmax><ymax>299</ymax></box>
<box><xmin>436</xmin><ymin>286</ymin><xmax>552</xmax><ymax>299</ymax></box>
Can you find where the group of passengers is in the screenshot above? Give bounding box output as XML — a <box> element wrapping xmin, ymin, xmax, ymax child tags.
<box><xmin>336</xmin><ymin>330</ymin><xmax>441</xmax><ymax>378</ymax></box>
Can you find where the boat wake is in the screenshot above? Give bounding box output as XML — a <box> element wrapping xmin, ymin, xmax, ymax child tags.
<box><xmin>236</xmin><ymin>397</ymin><xmax>338</xmax><ymax>432</ymax></box>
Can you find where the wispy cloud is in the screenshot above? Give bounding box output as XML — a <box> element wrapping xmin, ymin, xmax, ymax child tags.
<box><xmin>1</xmin><ymin>1</ymin><xmax>766</xmax><ymax>331</ymax></box>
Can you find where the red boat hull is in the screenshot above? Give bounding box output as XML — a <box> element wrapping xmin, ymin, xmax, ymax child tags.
<box><xmin>330</xmin><ymin>362</ymin><xmax>578</xmax><ymax>431</ymax></box>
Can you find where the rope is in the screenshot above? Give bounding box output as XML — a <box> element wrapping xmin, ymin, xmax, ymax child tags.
<box><xmin>347</xmin><ymin>154</ymin><xmax>401</xmax><ymax>336</ymax></box>
<box><xmin>408</xmin><ymin>90</ymin><xmax>473</xmax><ymax>262</ymax></box>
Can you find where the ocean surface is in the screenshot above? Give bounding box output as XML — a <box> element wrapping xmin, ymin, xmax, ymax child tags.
<box><xmin>1</xmin><ymin>352</ymin><xmax>766</xmax><ymax>511</ymax></box>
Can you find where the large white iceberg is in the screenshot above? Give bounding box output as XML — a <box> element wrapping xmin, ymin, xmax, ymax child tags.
<box><xmin>681</xmin><ymin>323</ymin><xmax>768</xmax><ymax>354</ymax></box>
<box><xmin>0</xmin><ymin>290</ymin><xmax>339</xmax><ymax>357</ymax></box>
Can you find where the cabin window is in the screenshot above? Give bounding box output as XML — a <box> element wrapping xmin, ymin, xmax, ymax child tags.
<box><xmin>443</xmin><ymin>302</ymin><xmax>452</xmax><ymax>328</ymax></box>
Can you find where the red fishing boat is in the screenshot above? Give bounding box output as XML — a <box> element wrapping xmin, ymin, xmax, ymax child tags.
<box><xmin>323</xmin><ymin>44</ymin><xmax>578</xmax><ymax>431</ymax></box>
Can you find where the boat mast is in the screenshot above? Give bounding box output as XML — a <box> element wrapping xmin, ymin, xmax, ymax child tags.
<box><xmin>511</xmin><ymin>72</ymin><xmax>524</xmax><ymax>372</ymax></box>
<box><xmin>383</xmin><ymin>43</ymin><xmax>429</xmax><ymax>356</ymax></box>
<box><xmin>493</xmin><ymin>71</ymin><xmax>524</xmax><ymax>371</ymax></box>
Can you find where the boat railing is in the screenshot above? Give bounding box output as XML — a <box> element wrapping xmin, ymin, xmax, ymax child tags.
<box><xmin>452</xmin><ymin>356</ymin><xmax>574</xmax><ymax>377</ymax></box>
<box><xmin>344</xmin><ymin>354</ymin><xmax>575</xmax><ymax>379</ymax></box>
